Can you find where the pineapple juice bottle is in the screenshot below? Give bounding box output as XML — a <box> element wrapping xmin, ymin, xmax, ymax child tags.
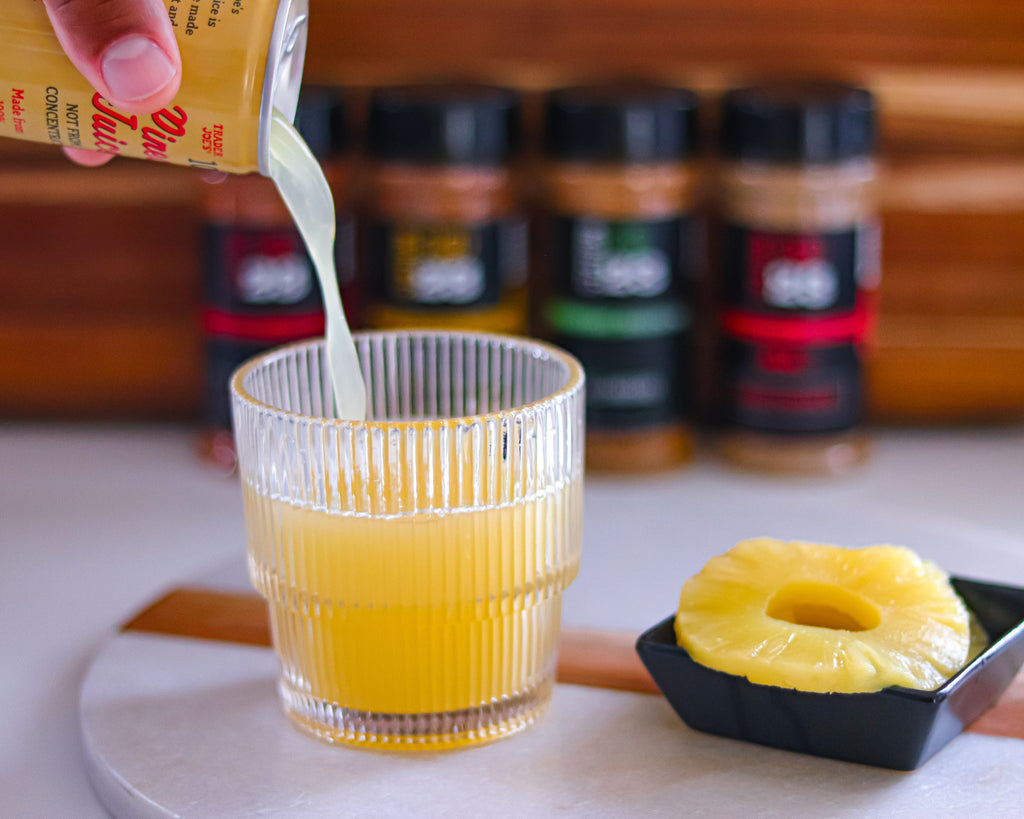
<box><xmin>0</xmin><ymin>0</ymin><xmax>309</xmax><ymax>174</ymax></box>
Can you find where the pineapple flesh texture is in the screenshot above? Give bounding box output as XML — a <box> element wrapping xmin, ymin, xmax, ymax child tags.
<box><xmin>675</xmin><ymin>538</ymin><xmax>972</xmax><ymax>694</ymax></box>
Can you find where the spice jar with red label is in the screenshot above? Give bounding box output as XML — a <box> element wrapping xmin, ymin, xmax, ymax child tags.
<box><xmin>715</xmin><ymin>81</ymin><xmax>880</xmax><ymax>475</ymax></box>
<box><xmin>199</xmin><ymin>86</ymin><xmax>356</xmax><ymax>469</ymax></box>
<box><xmin>362</xmin><ymin>84</ymin><xmax>528</xmax><ymax>333</ymax></box>
<box><xmin>540</xmin><ymin>83</ymin><xmax>702</xmax><ymax>472</ymax></box>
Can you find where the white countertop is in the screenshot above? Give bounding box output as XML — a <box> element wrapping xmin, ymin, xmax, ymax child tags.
<box><xmin>2</xmin><ymin>424</ymin><xmax>1023</xmax><ymax>817</ymax></box>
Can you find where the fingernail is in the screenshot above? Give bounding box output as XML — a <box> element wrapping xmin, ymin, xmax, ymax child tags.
<box><xmin>101</xmin><ymin>36</ymin><xmax>177</xmax><ymax>104</ymax></box>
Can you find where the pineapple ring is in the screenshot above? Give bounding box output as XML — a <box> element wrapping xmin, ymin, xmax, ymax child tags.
<box><xmin>674</xmin><ymin>538</ymin><xmax>972</xmax><ymax>694</ymax></box>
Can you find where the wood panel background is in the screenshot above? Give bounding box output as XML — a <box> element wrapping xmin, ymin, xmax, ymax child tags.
<box><xmin>1</xmin><ymin>0</ymin><xmax>1023</xmax><ymax>422</ymax></box>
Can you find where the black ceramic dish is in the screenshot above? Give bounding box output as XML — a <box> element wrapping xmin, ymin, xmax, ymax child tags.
<box><xmin>635</xmin><ymin>577</ymin><xmax>1024</xmax><ymax>770</ymax></box>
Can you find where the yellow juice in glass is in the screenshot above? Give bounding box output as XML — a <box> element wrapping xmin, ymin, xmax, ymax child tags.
<box><xmin>245</xmin><ymin>476</ymin><xmax>581</xmax><ymax>748</ymax></box>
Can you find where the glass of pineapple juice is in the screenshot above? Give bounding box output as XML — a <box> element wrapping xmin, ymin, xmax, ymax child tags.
<box><xmin>230</xmin><ymin>331</ymin><xmax>585</xmax><ymax>749</ymax></box>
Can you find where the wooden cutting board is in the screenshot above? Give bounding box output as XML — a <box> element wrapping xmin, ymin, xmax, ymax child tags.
<box><xmin>123</xmin><ymin>586</ymin><xmax>1024</xmax><ymax>741</ymax></box>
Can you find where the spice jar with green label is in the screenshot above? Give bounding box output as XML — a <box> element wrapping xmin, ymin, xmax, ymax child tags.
<box><xmin>362</xmin><ymin>84</ymin><xmax>528</xmax><ymax>333</ymax></box>
<box><xmin>540</xmin><ymin>84</ymin><xmax>702</xmax><ymax>471</ymax></box>
<box><xmin>715</xmin><ymin>81</ymin><xmax>880</xmax><ymax>475</ymax></box>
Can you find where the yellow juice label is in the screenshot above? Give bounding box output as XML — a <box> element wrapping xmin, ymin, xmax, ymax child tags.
<box><xmin>0</xmin><ymin>0</ymin><xmax>298</xmax><ymax>172</ymax></box>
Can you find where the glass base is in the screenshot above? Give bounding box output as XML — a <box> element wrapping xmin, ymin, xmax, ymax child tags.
<box><xmin>279</xmin><ymin>675</ymin><xmax>554</xmax><ymax>751</ymax></box>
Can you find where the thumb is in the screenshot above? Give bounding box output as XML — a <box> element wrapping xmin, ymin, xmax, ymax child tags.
<box><xmin>42</xmin><ymin>0</ymin><xmax>182</xmax><ymax>116</ymax></box>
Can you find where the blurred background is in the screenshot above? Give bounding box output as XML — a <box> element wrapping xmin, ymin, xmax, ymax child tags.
<box><xmin>1</xmin><ymin>0</ymin><xmax>1022</xmax><ymax>428</ymax></box>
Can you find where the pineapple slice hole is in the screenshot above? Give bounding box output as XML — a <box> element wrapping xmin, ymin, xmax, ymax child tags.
<box><xmin>766</xmin><ymin>581</ymin><xmax>882</xmax><ymax>632</ymax></box>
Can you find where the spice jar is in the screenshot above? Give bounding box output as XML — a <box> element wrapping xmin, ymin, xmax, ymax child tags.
<box><xmin>541</xmin><ymin>83</ymin><xmax>701</xmax><ymax>472</ymax></box>
<box><xmin>362</xmin><ymin>84</ymin><xmax>528</xmax><ymax>333</ymax></box>
<box><xmin>198</xmin><ymin>86</ymin><xmax>356</xmax><ymax>469</ymax></box>
<box><xmin>715</xmin><ymin>81</ymin><xmax>880</xmax><ymax>476</ymax></box>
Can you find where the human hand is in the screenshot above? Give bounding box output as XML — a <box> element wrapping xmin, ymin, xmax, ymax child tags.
<box><xmin>42</xmin><ymin>0</ymin><xmax>182</xmax><ymax>166</ymax></box>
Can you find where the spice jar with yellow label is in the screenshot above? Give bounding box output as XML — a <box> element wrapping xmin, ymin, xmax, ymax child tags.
<box><xmin>540</xmin><ymin>83</ymin><xmax>702</xmax><ymax>472</ymax></box>
<box><xmin>715</xmin><ymin>81</ymin><xmax>880</xmax><ymax>476</ymax></box>
<box><xmin>362</xmin><ymin>84</ymin><xmax>528</xmax><ymax>333</ymax></box>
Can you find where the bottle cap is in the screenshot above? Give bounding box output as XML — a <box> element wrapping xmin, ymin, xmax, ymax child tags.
<box><xmin>543</xmin><ymin>83</ymin><xmax>699</xmax><ymax>163</ymax></box>
<box><xmin>367</xmin><ymin>84</ymin><xmax>521</xmax><ymax>165</ymax></box>
<box><xmin>720</xmin><ymin>81</ymin><xmax>876</xmax><ymax>164</ymax></box>
<box><xmin>293</xmin><ymin>85</ymin><xmax>349</xmax><ymax>160</ymax></box>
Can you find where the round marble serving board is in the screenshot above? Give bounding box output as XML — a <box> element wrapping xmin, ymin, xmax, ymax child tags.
<box><xmin>81</xmin><ymin>628</ymin><xmax>1024</xmax><ymax>819</ymax></box>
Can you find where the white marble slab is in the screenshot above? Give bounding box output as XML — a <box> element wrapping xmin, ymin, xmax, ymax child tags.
<box><xmin>81</xmin><ymin>630</ymin><xmax>1024</xmax><ymax>819</ymax></box>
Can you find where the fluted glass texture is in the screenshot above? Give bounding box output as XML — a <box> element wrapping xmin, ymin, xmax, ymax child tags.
<box><xmin>231</xmin><ymin>332</ymin><xmax>585</xmax><ymax>749</ymax></box>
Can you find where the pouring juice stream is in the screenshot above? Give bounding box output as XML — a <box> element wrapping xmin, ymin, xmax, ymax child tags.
<box><xmin>267</xmin><ymin>109</ymin><xmax>366</xmax><ymax>421</ymax></box>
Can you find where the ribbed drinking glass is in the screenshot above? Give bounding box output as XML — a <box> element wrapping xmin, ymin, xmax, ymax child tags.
<box><xmin>231</xmin><ymin>331</ymin><xmax>585</xmax><ymax>749</ymax></box>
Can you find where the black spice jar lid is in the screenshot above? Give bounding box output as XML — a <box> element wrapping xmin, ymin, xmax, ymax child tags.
<box><xmin>293</xmin><ymin>85</ymin><xmax>350</xmax><ymax>160</ymax></box>
<box><xmin>367</xmin><ymin>84</ymin><xmax>521</xmax><ymax>165</ymax></box>
<box><xmin>720</xmin><ymin>81</ymin><xmax>876</xmax><ymax>164</ymax></box>
<box><xmin>543</xmin><ymin>83</ymin><xmax>699</xmax><ymax>163</ymax></box>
